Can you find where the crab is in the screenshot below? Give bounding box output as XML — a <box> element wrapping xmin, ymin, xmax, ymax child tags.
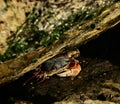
<box><xmin>24</xmin><ymin>50</ymin><xmax>81</xmax><ymax>85</ymax></box>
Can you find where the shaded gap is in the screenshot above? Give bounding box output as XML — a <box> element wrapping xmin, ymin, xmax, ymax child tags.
<box><xmin>79</xmin><ymin>23</ymin><xmax>120</xmax><ymax>65</ymax></box>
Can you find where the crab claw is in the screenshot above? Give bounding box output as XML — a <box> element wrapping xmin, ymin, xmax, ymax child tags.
<box><xmin>57</xmin><ymin>62</ymin><xmax>81</xmax><ymax>77</ymax></box>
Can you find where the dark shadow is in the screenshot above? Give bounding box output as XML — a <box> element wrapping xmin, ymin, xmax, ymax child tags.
<box><xmin>0</xmin><ymin>78</ymin><xmax>57</xmax><ymax>104</ymax></box>
<box><xmin>79</xmin><ymin>23</ymin><xmax>120</xmax><ymax>65</ymax></box>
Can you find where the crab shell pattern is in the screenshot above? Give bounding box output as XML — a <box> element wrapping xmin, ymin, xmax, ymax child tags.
<box><xmin>41</xmin><ymin>56</ymin><xmax>81</xmax><ymax>77</ymax></box>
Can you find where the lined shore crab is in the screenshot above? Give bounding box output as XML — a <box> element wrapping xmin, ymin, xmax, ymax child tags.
<box><xmin>24</xmin><ymin>50</ymin><xmax>81</xmax><ymax>85</ymax></box>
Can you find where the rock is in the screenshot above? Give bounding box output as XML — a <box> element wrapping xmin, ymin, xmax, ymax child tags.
<box><xmin>84</xmin><ymin>99</ymin><xmax>117</xmax><ymax>104</ymax></box>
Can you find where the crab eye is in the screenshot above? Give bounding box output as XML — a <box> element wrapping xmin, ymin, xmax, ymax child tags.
<box><xmin>68</xmin><ymin>62</ymin><xmax>76</xmax><ymax>67</ymax></box>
